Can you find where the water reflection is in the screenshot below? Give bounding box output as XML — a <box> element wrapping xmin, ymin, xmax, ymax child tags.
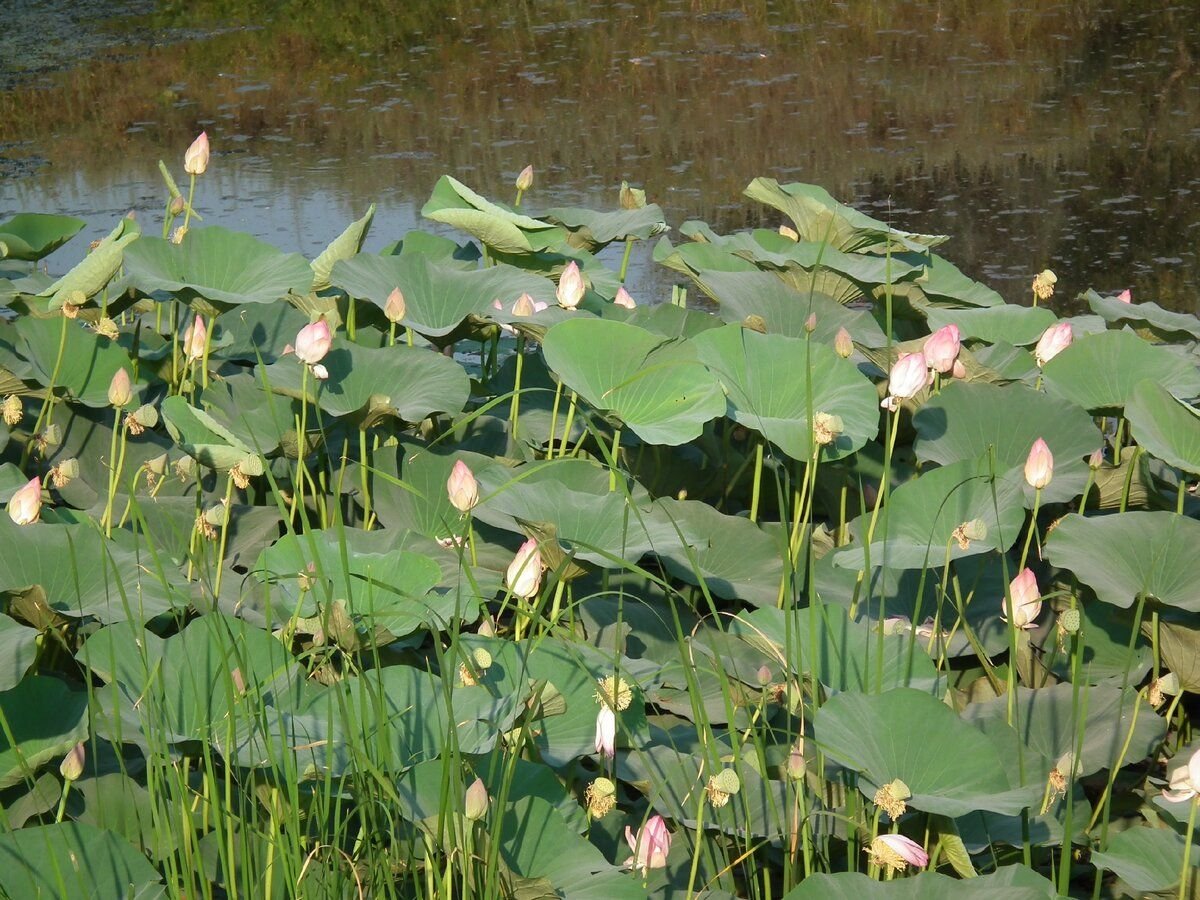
<box><xmin>1</xmin><ymin>0</ymin><xmax>1196</xmax><ymax>312</ymax></box>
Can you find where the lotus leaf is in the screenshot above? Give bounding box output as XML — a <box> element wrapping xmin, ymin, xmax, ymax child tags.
<box><xmin>1126</xmin><ymin>379</ymin><xmax>1200</xmax><ymax>475</ymax></box>
<box><xmin>924</xmin><ymin>305</ymin><xmax>1058</xmax><ymax>346</ymax></box>
<box><xmin>542</xmin><ymin>204</ymin><xmax>669</xmax><ymax>250</ymax></box>
<box><xmin>14</xmin><ymin>315</ymin><xmax>142</xmax><ymax>408</ymax></box>
<box><xmin>309</xmin><ymin>203</ymin><xmax>375</xmax><ymax>291</ymax></box>
<box><xmin>0</xmin><ymin>213</ymin><xmax>86</xmax><ymax>261</ymax></box>
<box><xmin>781</xmin><ymin>866</ymin><xmax>1057</xmax><ymax>899</ymax></box>
<box><xmin>0</xmin><ymin>821</ymin><xmax>165</xmax><ymax>900</ymax></box>
<box><xmin>1041</xmin><ymin>329</ymin><xmax>1200</xmax><ymax>411</ymax></box>
<box><xmin>421</xmin><ymin>175</ymin><xmax>565</xmax><ymax>254</ymax></box>
<box><xmin>1086</xmin><ymin>288</ymin><xmax>1200</xmax><ymax>340</ymax></box>
<box><xmin>0</xmin><ymin>616</ymin><xmax>39</xmax><ymax>691</ymax></box>
<box><xmin>1090</xmin><ymin>826</ymin><xmax>1193</xmax><ymax>894</ymax></box>
<box><xmin>0</xmin><ymin>675</ymin><xmax>88</xmax><ymax>789</ymax></box>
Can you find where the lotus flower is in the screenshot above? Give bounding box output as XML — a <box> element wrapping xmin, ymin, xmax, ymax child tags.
<box><xmin>624</xmin><ymin>815</ymin><xmax>671</xmax><ymax>875</ymax></box>
<box><xmin>1034</xmin><ymin>322</ymin><xmax>1072</xmax><ymax>366</ymax></box>
<box><xmin>464</xmin><ymin>777</ymin><xmax>490</xmax><ymax>821</ymax></box>
<box><xmin>59</xmin><ymin>741</ymin><xmax>86</xmax><ymax>782</ymax></box>
<box><xmin>922</xmin><ymin>324</ymin><xmax>960</xmax><ymax>374</ymax></box>
<box><xmin>184</xmin><ymin>132</ymin><xmax>210</xmax><ymax>176</ymax></box>
<box><xmin>595</xmin><ymin>706</ymin><xmax>616</xmax><ymax>759</ymax></box>
<box><xmin>292</xmin><ymin>318</ymin><xmax>332</xmax><ymax>366</ymax></box>
<box><xmin>868</xmin><ymin>834</ymin><xmax>928</xmax><ymax>872</ymax></box>
<box><xmin>511</xmin><ymin>293</ymin><xmax>546</xmax><ymax>317</ymax></box>
<box><xmin>446</xmin><ymin>460</ymin><xmax>479</xmax><ymax>513</ymax></box>
<box><xmin>183</xmin><ymin>315</ymin><xmax>207</xmax><ymax>362</ymax></box>
<box><xmin>505</xmin><ymin>539</ymin><xmax>542</xmax><ymax>599</ymax></box>
<box><xmin>1024</xmin><ymin>438</ymin><xmax>1054</xmax><ymax>489</ymax></box>
<box><xmin>108</xmin><ymin>368</ymin><xmax>132</xmax><ymax>408</ymax></box>
<box><xmin>1162</xmin><ymin>747</ymin><xmax>1200</xmax><ymax>803</ymax></box>
<box><xmin>834</xmin><ymin>327</ymin><xmax>853</xmax><ymax>359</ymax></box>
<box><xmin>7</xmin><ymin>476</ymin><xmax>42</xmax><ymax>525</ymax></box>
<box><xmin>1003</xmin><ymin>568</ymin><xmax>1042</xmax><ymax>629</ymax></box>
<box><xmin>384</xmin><ymin>287</ymin><xmax>406</xmax><ymax>323</ymax></box>
<box><xmin>556</xmin><ymin>261</ymin><xmax>585</xmax><ymax>310</ymax></box>
<box><xmin>614</xmin><ymin>287</ymin><xmax>637</xmax><ymax>310</ymax></box>
<box><xmin>515</xmin><ymin>165</ymin><xmax>534</xmax><ymax>192</ymax></box>
<box><xmin>881</xmin><ymin>352</ymin><xmax>929</xmax><ymax>411</ymax></box>
<box><xmin>1116</xmin><ymin>289</ymin><xmax>1132</xmax><ymax>304</ymax></box>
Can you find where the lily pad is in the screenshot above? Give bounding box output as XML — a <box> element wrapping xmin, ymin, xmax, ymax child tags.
<box><xmin>925</xmin><ymin>305</ymin><xmax>1058</xmax><ymax>346</ymax></box>
<box><xmin>1041</xmin><ymin>330</ymin><xmax>1200</xmax><ymax>412</ymax></box>
<box><xmin>0</xmin><ymin>821</ymin><xmax>165</xmax><ymax>900</ymax></box>
<box><xmin>1126</xmin><ymin>379</ymin><xmax>1200</xmax><ymax>475</ymax></box>
<box><xmin>421</xmin><ymin>175</ymin><xmax>565</xmax><ymax>254</ymax></box>
<box><xmin>0</xmin><ymin>675</ymin><xmax>88</xmax><ymax>789</ymax></box>
<box><xmin>0</xmin><ymin>213</ymin><xmax>86</xmax><ymax>261</ymax></box>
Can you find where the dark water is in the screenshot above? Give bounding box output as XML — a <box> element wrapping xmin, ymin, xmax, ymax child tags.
<box><xmin>1</xmin><ymin>0</ymin><xmax>1198</xmax><ymax>312</ymax></box>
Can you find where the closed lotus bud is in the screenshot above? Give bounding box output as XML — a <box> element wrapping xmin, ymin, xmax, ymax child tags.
<box><xmin>446</xmin><ymin>460</ymin><xmax>479</xmax><ymax>513</ymax></box>
<box><xmin>515</xmin><ymin>165</ymin><xmax>534</xmax><ymax>193</ymax></box>
<box><xmin>2</xmin><ymin>394</ymin><xmax>21</xmax><ymax>427</ymax></box>
<box><xmin>619</xmin><ymin>181</ymin><xmax>645</xmax><ymax>210</ymax></box>
<box><xmin>556</xmin><ymin>261</ymin><xmax>585</xmax><ymax>310</ymax></box>
<box><xmin>7</xmin><ymin>476</ymin><xmax>42</xmax><ymax>525</ymax></box>
<box><xmin>786</xmin><ymin>741</ymin><xmax>807</xmax><ymax>780</ymax></box>
<box><xmin>804</xmin><ymin>312</ymin><xmax>817</xmax><ymax>334</ymax></box>
<box><xmin>505</xmin><ymin>539</ymin><xmax>542</xmax><ymax>598</ymax></box>
<box><xmin>881</xmin><ymin>352</ymin><xmax>929</xmax><ymax>411</ymax></box>
<box><xmin>183</xmin><ymin>315</ymin><xmax>207</xmax><ymax>362</ymax></box>
<box><xmin>169</xmin><ymin>195</ymin><xmax>186</xmax><ymax>217</ymax></box>
<box><xmin>834</xmin><ymin>327</ymin><xmax>853</xmax><ymax>359</ymax></box>
<box><xmin>756</xmin><ymin>664</ymin><xmax>772</xmax><ymax>686</ymax></box>
<box><xmin>1024</xmin><ymin>437</ymin><xmax>1054</xmax><ymax>489</ymax></box>
<box><xmin>59</xmin><ymin>741</ymin><xmax>86</xmax><ymax>782</ymax></box>
<box><xmin>511</xmin><ymin>293</ymin><xmax>536</xmax><ymax>317</ymax></box>
<box><xmin>293</xmin><ymin>318</ymin><xmax>333</xmax><ymax>365</ymax></box>
<box><xmin>922</xmin><ymin>324</ymin><xmax>961</xmax><ymax>374</ymax></box>
<box><xmin>614</xmin><ymin>287</ymin><xmax>636</xmax><ymax>310</ymax></box>
<box><xmin>1088</xmin><ymin>448</ymin><xmax>1105</xmax><ymax>469</ymax></box>
<box><xmin>108</xmin><ymin>368</ymin><xmax>133</xmax><ymax>408</ymax></box>
<box><xmin>1034</xmin><ymin>322</ymin><xmax>1072</xmax><ymax>366</ymax></box>
<box><xmin>384</xmin><ymin>287</ymin><xmax>406</xmax><ymax>323</ymax></box>
<box><xmin>1116</xmin><ymin>288</ymin><xmax>1132</xmax><ymax>304</ymax></box>
<box><xmin>1004</xmin><ymin>567</ymin><xmax>1042</xmax><ymax>629</ymax></box>
<box><xmin>464</xmin><ymin>777</ymin><xmax>489</xmax><ymax>821</ymax></box>
<box><xmin>184</xmin><ymin>131</ymin><xmax>210</xmax><ymax>176</ymax></box>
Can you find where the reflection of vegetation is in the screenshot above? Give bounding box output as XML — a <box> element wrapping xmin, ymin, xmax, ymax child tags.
<box><xmin>0</xmin><ymin>0</ymin><xmax>1196</xmax><ymax>308</ymax></box>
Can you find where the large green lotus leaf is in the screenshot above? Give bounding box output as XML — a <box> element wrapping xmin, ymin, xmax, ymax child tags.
<box><xmin>309</xmin><ymin>203</ymin><xmax>374</xmax><ymax>291</ymax></box>
<box><xmin>382</xmin><ymin>229</ymin><xmax>482</xmax><ymax>267</ymax></box>
<box><xmin>1044</xmin><ymin>512</ymin><xmax>1200</xmax><ymax>611</ymax></box>
<box><xmin>1086</xmin><ymin>288</ymin><xmax>1200</xmax><ymax>341</ymax></box>
<box><xmin>213</xmin><ymin>299</ymin><xmax>310</xmax><ymax>362</ymax></box>
<box><xmin>260</xmin><ymin>339</ymin><xmax>469</xmax><ymax>420</ymax></box>
<box><xmin>692</xmin><ymin>269</ymin><xmax>888</xmax><ymax>346</ymax></box>
<box><xmin>14</xmin><ymin>315</ymin><xmax>142</xmax><ymax>409</ymax></box>
<box><xmin>39</xmin><ymin>227</ymin><xmax>140</xmax><ymax>309</ymax></box>
<box><xmin>0</xmin><ymin>616</ymin><xmax>38</xmax><ymax>691</ymax></box>
<box><xmin>541</xmin><ymin>318</ymin><xmax>725</xmax><ymax>446</ymax></box>
<box><xmin>913</xmin><ymin>381</ymin><xmax>1100</xmax><ymax>506</ymax></box>
<box><xmin>911</xmin><ymin>252</ymin><xmax>1004</xmax><ymax>308</ymax></box>
<box><xmin>1156</xmin><ymin>617</ymin><xmax>1200</xmax><ymax>692</ymax></box>
<box><xmin>0</xmin><ymin>822</ymin><xmax>165</xmax><ymax>900</ymax></box>
<box><xmin>0</xmin><ymin>213</ymin><xmax>86</xmax><ymax>261</ymax></box>
<box><xmin>0</xmin><ymin>520</ymin><xmax>185</xmax><ymax>623</ymax></box>
<box><xmin>1047</xmin><ymin>599</ymin><xmax>1152</xmax><ymax>686</ymax></box>
<box><xmin>69</xmin><ymin>772</ymin><xmax>174</xmax><ymax>862</ymax></box>
<box><xmin>653</xmin><ymin>233</ymin><xmax>760</xmax><ymax>278</ymax></box>
<box><xmin>652</xmin><ymin>498</ymin><xmax>785</xmax><ymax>607</ymax></box>
<box><xmin>161</xmin><ymin>394</ymin><xmax>256</xmax><ymax>470</ymax></box>
<box><xmin>693</xmin><ymin>324</ymin><xmax>880</xmax><ymax>462</ymax></box>
<box><xmin>123</xmin><ymin>227</ymin><xmax>314</xmax><ymax>309</ymax></box>
<box><xmin>330</xmin><ymin>251</ymin><xmax>556</xmax><ymax>337</ymax></box>
<box><xmin>782</xmin><ymin>865</ymin><xmax>1056</xmax><ymax>900</ymax></box>
<box><xmin>1091</xmin><ymin>827</ymin><xmax>1193</xmax><ymax>894</ymax></box>
<box><xmin>961</xmin><ymin>684</ymin><xmax>1165</xmax><ymax>778</ymax></box>
<box><xmin>624</xmin><ymin>302</ymin><xmax>724</xmax><ymax>341</ymax></box>
<box><xmin>1041</xmin><ymin>330</ymin><xmax>1200</xmax><ymax>411</ymax></box>
<box><xmin>1126</xmin><ymin>379</ymin><xmax>1200</xmax><ymax>475</ymax></box>
<box><xmin>194</xmin><ymin>373</ymin><xmax>292</xmax><ymax>458</ymax></box>
<box><xmin>0</xmin><ymin>676</ymin><xmax>88</xmax><ymax>789</ymax></box>
<box><xmin>735</xmin><ymin>604</ymin><xmax>941</xmax><ymax>694</ymax></box>
<box><xmin>925</xmin><ymin>305</ymin><xmax>1058</xmax><ymax>346</ymax></box>
<box><xmin>542</xmin><ymin>204</ymin><xmax>668</xmax><ymax>250</ymax></box>
<box><xmin>421</xmin><ymin>175</ymin><xmax>565</xmax><ymax>254</ymax></box>
<box><xmin>834</xmin><ymin>457</ymin><xmax>1027</xmax><ymax>570</ymax></box>
<box><xmin>814</xmin><ymin>688</ymin><xmax>1043</xmax><ymax>817</ymax></box>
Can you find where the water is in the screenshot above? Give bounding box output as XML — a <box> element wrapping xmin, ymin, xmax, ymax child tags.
<box><xmin>1</xmin><ymin>0</ymin><xmax>1197</xmax><ymax>312</ymax></box>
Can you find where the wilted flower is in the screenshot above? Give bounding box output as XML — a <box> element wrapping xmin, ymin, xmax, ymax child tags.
<box><xmin>625</xmin><ymin>815</ymin><xmax>671</xmax><ymax>875</ymax></box>
<box><xmin>595</xmin><ymin>675</ymin><xmax>633</xmax><ymax>711</ymax></box>
<box><xmin>922</xmin><ymin>324</ymin><xmax>960</xmax><ymax>374</ymax></box>
<box><xmin>881</xmin><ymin>352</ymin><xmax>929</xmax><ymax>411</ymax></box>
<box><xmin>1034</xmin><ymin>322</ymin><xmax>1072</xmax><ymax>366</ymax></box>
<box><xmin>93</xmin><ymin>317</ymin><xmax>119</xmax><ymax>340</ymax></box>
<box><xmin>1149</xmin><ymin>672</ymin><xmax>1179</xmax><ymax>710</ymax></box>
<box><xmin>834</xmin><ymin>327</ymin><xmax>853</xmax><ymax>359</ymax></box>
<box><xmin>1003</xmin><ymin>568</ymin><xmax>1042</xmax><ymax>629</ymax></box>
<box><xmin>556</xmin><ymin>261</ymin><xmax>585</xmax><ymax>310</ymax></box>
<box><xmin>614</xmin><ymin>287</ymin><xmax>637</xmax><ymax>310</ymax></box>
<box><xmin>184</xmin><ymin>131</ymin><xmax>210</xmax><ymax>176</ymax></box>
<box><xmin>2</xmin><ymin>395</ymin><xmax>22</xmax><ymax>427</ymax></box>
<box><xmin>873</xmin><ymin>778</ymin><xmax>911</xmax><ymax>820</ymax></box>
<box><xmin>867</xmin><ymin>834</ymin><xmax>928</xmax><ymax>873</ymax></box>
<box><xmin>1116</xmin><ymin>289</ymin><xmax>1132</xmax><ymax>304</ymax></box>
<box><xmin>1162</xmin><ymin>747</ymin><xmax>1200</xmax><ymax>803</ymax></box>
<box><xmin>515</xmin><ymin>165</ymin><xmax>534</xmax><ymax>193</ymax></box>
<box><xmin>59</xmin><ymin>741</ymin><xmax>86</xmax><ymax>782</ymax></box>
<box><xmin>619</xmin><ymin>181</ymin><xmax>645</xmax><ymax>210</ymax></box>
<box><xmin>1044</xmin><ymin>751</ymin><xmax>1076</xmax><ymax>811</ymax></box>
<box><xmin>951</xmin><ymin>517</ymin><xmax>988</xmax><ymax>550</ymax></box>
<box><xmin>170</xmin><ymin>225</ymin><xmax>188</xmax><ymax>245</ymax></box>
<box><xmin>1024</xmin><ymin>438</ymin><xmax>1054</xmax><ymax>489</ymax></box>
<box><xmin>7</xmin><ymin>476</ymin><xmax>42</xmax><ymax>525</ymax></box>
<box><xmin>812</xmin><ymin>412</ymin><xmax>843</xmax><ymax>446</ymax></box>
<box><xmin>586</xmin><ymin>777</ymin><xmax>618</xmax><ymax>818</ymax></box>
<box><xmin>464</xmin><ymin>777</ymin><xmax>490</xmax><ymax>821</ymax></box>
<box><xmin>292</xmin><ymin>318</ymin><xmax>333</xmax><ymax>366</ymax></box>
<box><xmin>595</xmin><ymin>705</ymin><xmax>616</xmax><ymax>758</ymax></box>
<box><xmin>706</xmin><ymin>769</ymin><xmax>741</xmax><ymax>808</ymax></box>
<box><xmin>384</xmin><ymin>287</ymin><xmax>406</xmax><ymax>323</ymax></box>
<box><xmin>505</xmin><ymin>539</ymin><xmax>543</xmax><ymax>598</ymax></box>
<box><xmin>446</xmin><ymin>460</ymin><xmax>479</xmax><ymax>513</ymax></box>
<box><xmin>108</xmin><ymin>368</ymin><xmax>133</xmax><ymax>408</ymax></box>
<box><xmin>49</xmin><ymin>457</ymin><xmax>79</xmax><ymax>489</ymax></box>
<box><xmin>1032</xmin><ymin>269</ymin><xmax>1057</xmax><ymax>301</ymax></box>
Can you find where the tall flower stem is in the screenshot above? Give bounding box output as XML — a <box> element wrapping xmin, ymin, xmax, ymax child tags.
<box><xmin>101</xmin><ymin>409</ymin><xmax>127</xmax><ymax>537</ymax></box>
<box><xmin>1018</xmin><ymin>487</ymin><xmax>1042</xmax><ymax>570</ymax></box>
<box><xmin>509</xmin><ymin>337</ymin><xmax>525</xmax><ymax>446</ymax></box>
<box><xmin>749</xmin><ymin>438</ymin><xmax>764</xmax><ymax>522</ymax></box>
<box><xmin>212</xmin><ymin>473</ymin><xmax>236</xmax><ymax>600</ymax></box>
<box><xmin>558</xmin><ymin>391</ymin><xmax>579</xmax><ymax>459</ymax></box>
<box><xmin>1179</xmin><ymin>797</ymin><xmax>1199</xmax><ymax>900</ymax></box>
<box><xmin>23</xmin><ymin>312</ymin><xmax>69</xmax><ymax>469</ymax></box>
<box><xmin>547</xmin><ymin>380</ymin><xmax>564</xmax><ymax>457</ymax></box>
<box><xmin>618</xmin><ymin>237</ymin><xmax>635</xmax><ymax>284</ymax></box>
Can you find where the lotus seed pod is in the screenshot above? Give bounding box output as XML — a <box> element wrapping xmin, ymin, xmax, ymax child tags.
<box><xmin>586</xmin><ymin>777</ymin><xmax>618</xmax><ymax>817</ymax></box>
<box><xmin>146</xmin><ymin>453</ymin><xmax>169</xmax><ymax>477</ymax></box>
<box><xmin>712</xmin><ymin>768</ymin><xmax>741</xmax><ymax>795</ymax></box>
<box><xmin>203</xmin><ymin>502</ymin><xmax>229</xmax><ymax>527</ymax></box>
<box><xmin>812</xmin><ymin>412</ymin><xmax>843</xmax><ymax>446</ymax></box>
<box><xmin>472</xmin><ymin>647</ymin><xmax>492</xmax><ymax>670</ymax></box>
<box><xmin>41</xmin><ymin>423</ymin><xmax>62</xmax><ymax>447</ymax></box>
<box><xmin>94</xmin><ymin>317</ymin><xmax>119</xmax><ymax>340</ymax></box>
<box><xmin>1060</xmin><ymin>608</ymin><xmax>1081</xmax><ymax>634</ymax></box>
<box><xmin>962</xmin><ymin>518</ymin><xmax>988</xmax><ymax>541</ymax></box>
<box><xmin>131</xmin><ymin>404</ymin><xmax>159</xmax><ymax>429</ymax></box>
<box><xmin>174</xmin><ymin>455</ymin><xmax>196</xmax><ymax>480</ymax></box>
<box><xmin>1</xmin><ymin>394</ymin><xmax>22</xmax><ymax>426</ymax></box>
<box><xmin>239</xmin><ymin>453</ymin><xmax>264</xmax><ymax>477</ymax></box>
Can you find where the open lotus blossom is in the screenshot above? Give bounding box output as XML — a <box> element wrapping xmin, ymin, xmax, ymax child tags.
<box><xmin>922</xmin><ymin>324</ymin><xmax>961</xmax><ymax>374</ymax></box>
<box><xmin>184</xmin><ymin>132</ymin><xmax>210</xmax><ymax>176</ymax></box>
<box><xmin>446</xmin><ymin>460</ymin><xmax>479</xmax><ymax>513</ymax></box>
<box><xmin>867</xmin><ymin>834</ymin><xmax>929</xmax><ymax>873</ymax></box>
<box><xmin>505</xmin><ymin>539</ymin><xmax>543</xmax><ymax>598</ymax></box>
<box><xmin>614</xmin><ymin>287</ymin><xmax>637</xmax><ymax>310</ymax></box>
<box><xmin>384</xmin><ymin>287</ymin><xmax>406</xmax><ymax>323</ymax></box>
<box><xmin>595</xmin><ymin>705</ymin><xmax>616</xmax><ymax>758</ymax></box>
<box><xmin>1003</xmin><ymin>567</ymin><xmax>1042</xmax><ymax>629</ymax></box>
<box><xmin>291</xmin><ymin>318</ymin><xmax>332</xmax><ymax>366</ymax></box>
<box><xmin>1024</xmin><ymin>438</ymin><xmax>1054</xmax><ymax>489</ymax></box>
<box><xmin>625</xmin><ymin>815</ymin><xmax>671</xmax><ymax>875</ymax></box>
<box><xmin>7</xmin><ymin>476</ymin><xmax>42</xmax><ymax>525</ymax></box>
<box><xmin>1162</xmin><ymin>747</ymin><xmax>1200</xmax><ymax>803</ymax></box>
<box><xmin>183</xmin><ymin>315</ymin><xmax>207</xmax><ymax>362</ymax></box>
<box><xmin>1034</xmin><ymin>322</ymin><xmax>1072</xmax><ymax>366</ymax></box>
<box><xmin>515</xmin><ymin>165</ymin><xmax>534</xmax><ymax>192</ymax></box>
<box><xmin>1116</xmin><ymin>289</ymin><xmax>1132</xmax><ymax>304</ymax></box>
<box><xmin>881</xmin><ymin>352</ymin><xmax>930</xmax><ymax>411</ymax></box>
<box><xmin>556</xmin><ymin>261</ymin><xmax>585</xmax><ymax>309</ymax></box>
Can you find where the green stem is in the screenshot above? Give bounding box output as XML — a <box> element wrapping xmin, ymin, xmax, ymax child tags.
<box><xmin>685</xmin><ymin>792</ymin><xmax>707</xmax><ymax>900</ymax></box>
<box><xmin>618</xmin><ymin>237</ymin><xmax>635</xmax><ymax>284</ymax></box>
<box><xmin>23</xmin><ymin>312</ymin><xmax>69</xmax><ymax>468</ymax></box>
<box><xmin>101</xmin><ymin>408</ymin><xmax>126</xmax><ymax>537</ymax></box>
<box><xmin>1180</xmin><ymin>797</ymin><xmax>1199</xmax><ymax>900</ymax></box>
<box><xmin>510</xmin><ymin>336</ymin><xmax>525</xmax><ymax>447</ymax></box>
<box><xmin>212</xmin><ymin>473</ymin><xmax>235</xmax><ymax>600</ymax></box>
<box><xmin>749</xmin><ymin>439</ymin><xmax>764</xmax><ymax>522</ymax></box>
<box><xmin>559</xmin><ymin>391</ymin><xmax>578</xmax><ymax>459</ymax></box>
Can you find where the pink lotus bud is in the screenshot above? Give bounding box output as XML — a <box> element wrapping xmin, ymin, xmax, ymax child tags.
<box><xmin>294</xmin><ymin>318</ymin><xmax>332</xmax><ymax>365</ymax></box>
<box><xmin>447</xmin><ymin>460</ymin><xmax>479</xmax><ymax>513</ymax></box>
<box><xmin>881</xmin><ymin>352</ymin><xmax>929</xmax><ymax>410</ymax></box>
<box><xmin>614</xmin><ymin>287</ymin><xmax>636</xmax><ymax>310</ymax></box>
<box><xmin>1004</xmin><ymin>568</ymin><xmax>1042</xmax><ymax>629</ymax></box>
<box><xmin>625</xmin><ymin>815</ymin><xmax>671</xmax><ymax>875</ymax></box>
<box><xmin>1024</xmin><ymin>437</ymin><xmax>1054</xmax><ymax>489</ymax></box>
<box><xmin>1034</xmin><ymin>322</ymin><xmax>1072</xmax><ymax>367</ymax></box>
<box><xmin>464</xmin><ymin>776</ymin><xmax>490</xmax><ymax>821</ymax></box>
<box><xmin>505</xmin><ymin>539</ymin><xmax>543</xmax><ymax>599</ymax></box>
<box><xmin>515</xmin><ymin>165</ymin><xmax>534</xmax><ymax>192</ymax></box>
<box><xmin>1116</xmin><ymin>289</ymin><xmax>1132</xmax><ymax>304</ymax></box>
<box><xmin>556</xmin><ymin>261</ymin><xmax>585</xmax><ymax>310</ymax></box>
<box><xmin>7</xmin><ymin>476</ymin><xmax>42</xmax><ymax>525</ymax></box>
<box><xmin>183</xmin><ymin>132</ymin><xmax>210</xmax><ymax>176</ymax></box>
<box><xmin>595</xmin><ymin>705</ymin><xmax>616</xmax><ymax>759</ymax></box>
<box><xmin>108</xmin><ymin>367</ymin><xmax>133</xmax><ymax>408</ymax></box>
<box><xmin>183</xmin><ymin>315</ymin><xmax>207</xmax><ymax>362</ymax></box>
<box><xmin>1088</xmin><ymin>448</ymin><xmax>1105</xmax><ymax>469</ymax></box>
<box><xmin>952</xmin><ymin>359</ymin><xmax>967</xmax><ymax>379</ymax></box>
<box><xmin>869</xmin><ymin>834</ymin><xmax>928</xmax><ymax>871</ymax></box>
<box><xmin>511</xmin><ymin>293</ymin><xmax>536</xmax><ymax>317</ymax></box>
<box><xmin>804</xmin><ymin>312</ymin><xmax>817</xmax><ymax>334</ymax></box>
<box><xmin>384</xmin><ymin>287</ymin><xmax>406</xmax><ymax>323</ymax></box>
<box><xmin>834</xmin><ymin>327</ymin><xmax>853</xmax><ymax>359</ymax></box>
<box><xmin>755</xmin><ymin>665</ymin><xmax>772</xmax><ymax>686</ymax></box>
<box><xmin>922</xmin><ymin>324</ymin><xmax>960</xmax><ymax>374</ymax></box>
<box><xmin>59</xmin><ymin>741</ymin><xmax>86</xmax><ymax>782</ymax></box>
